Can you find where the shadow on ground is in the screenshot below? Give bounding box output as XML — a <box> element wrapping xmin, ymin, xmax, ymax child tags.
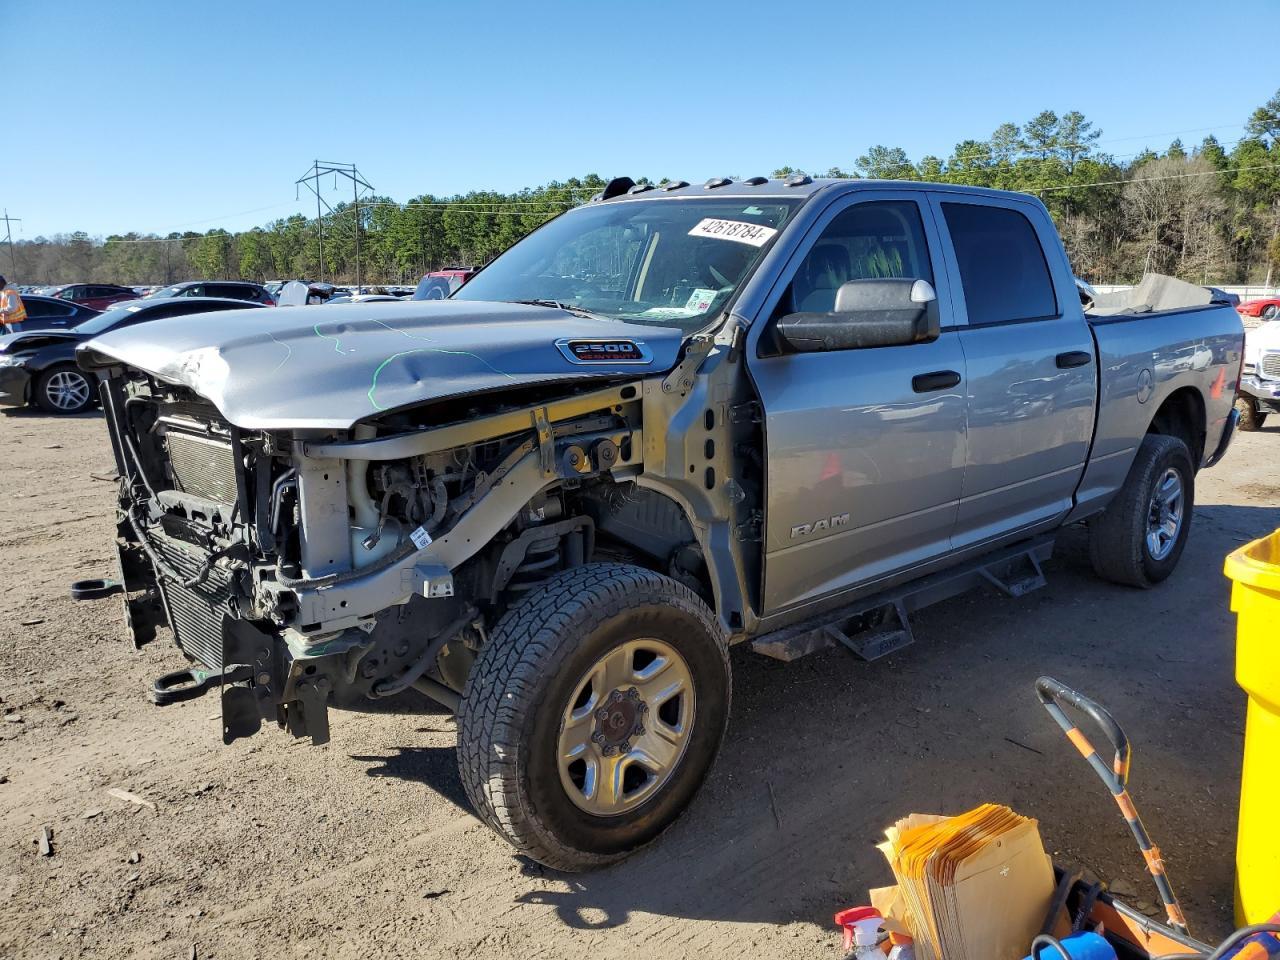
<box><xmin>353</xmin><ymin>501</ymin><xmax>1278</xmax><ymax>939</ymax></box>
<box><xmin>1</xmin><ymin>406</ymin><xmax>102</xmax><ymax>420</ymax></box>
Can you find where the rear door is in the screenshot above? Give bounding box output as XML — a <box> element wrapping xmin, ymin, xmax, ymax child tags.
<box><xmin>748</xmin><ymin>192</ymin><xmax>968</xmax><ymax>614</ymax></box>
<box><xmin>928</xmin><ymin>194</ymin><xmax>1097</xmax><ymax>550</ymax></box>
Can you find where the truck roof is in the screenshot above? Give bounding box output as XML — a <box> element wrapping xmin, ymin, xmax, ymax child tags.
<box><xmin>589</xmin><ymin>176</ymin><xmax>1041</xmax><ymax>207</ymax></box>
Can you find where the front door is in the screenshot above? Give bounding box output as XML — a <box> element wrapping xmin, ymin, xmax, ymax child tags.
<box><xmin>748</xmin><ymin>195</ymin><xmax>968</xmax><ymax>615</ymax></box>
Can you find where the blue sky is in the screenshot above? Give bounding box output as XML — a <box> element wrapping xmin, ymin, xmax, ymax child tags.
<box><xmin>5</xmin><ymin>0</ymin><xmax>1275</xmax><ymax>237</ymax></box>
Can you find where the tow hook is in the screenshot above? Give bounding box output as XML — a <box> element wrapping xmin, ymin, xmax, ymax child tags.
<box><xmin>150</xmin><ymin>665</ymin><xmax>253</xmax><ymax>705</ymax></box>
<box><xmin>70</xmin><ymin>578</ymin><xmax>124</xmax><ymax>601</ymax></box>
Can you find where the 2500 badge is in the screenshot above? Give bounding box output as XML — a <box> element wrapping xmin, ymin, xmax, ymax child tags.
<box><xmin>556</xmin><ymin>338</ymin><xmax>652</xmax><ymax>364</ymax></box>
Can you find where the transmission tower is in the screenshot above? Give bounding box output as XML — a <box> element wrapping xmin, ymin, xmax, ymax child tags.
<box><xmin>295</xmin><ymin>161</ymin><xmax>375</xmax><ymax>287</ymax></box>
<box><xmin>1</xmin><ymin>210</ymin><xmax>19</xmax><ymax>276</ymax></box>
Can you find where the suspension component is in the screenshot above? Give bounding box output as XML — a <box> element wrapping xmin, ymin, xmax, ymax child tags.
<box><xmin>491</xmin><ymin>516</ymin><xmax>595</xmax><ymax>600</ymax></box>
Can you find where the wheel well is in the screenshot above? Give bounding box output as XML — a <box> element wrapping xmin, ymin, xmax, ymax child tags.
<box><xmin>1147</xmin><ymin>387</ymin><xmax>1205</xmax><ymax>467</ymax></box>
<box><xmin>581</xmin><ymin>485</ymin><xmax>713</xmax><ymax>603</ymax></box>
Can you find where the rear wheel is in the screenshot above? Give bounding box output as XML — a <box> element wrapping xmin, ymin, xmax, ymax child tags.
<box><xmin>1088</xmin><ymin>433</ymin><xmax>1195</xmax><ymax>588</ymax></box>
<box><xmin>456</xmin><ymin>563</ymin><xmax>730</xmax><ymax>871</ymax></box>
<box><xmin>34</xmin><ymin>365</ymin><xmax>94</xmax><ymax>414</ymax></box>
<box><xmin>1236</xmin><ymin>397</ymin><xmax>1268</xmax><ymax>432</ymax></box>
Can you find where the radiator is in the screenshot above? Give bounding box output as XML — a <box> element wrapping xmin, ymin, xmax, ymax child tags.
<box><xmin>163</xmin><ymin>431</ymin><xmax>238</xmax><ymax>505</ymax></box>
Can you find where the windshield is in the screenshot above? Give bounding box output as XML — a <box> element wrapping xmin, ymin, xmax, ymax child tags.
<box><xmin>146</xmin><ymin>284</ymin><xmax>185</xmax><ymax>299</ymax></box>
<box><xmin>453</xmin><ymin>197</ymin><xmax>800</xmax><ymax>333</ymax></box>
<box><xmin>73</xmin><ymin>304</ymin><xmax>140</xmax><ymax>336</ymax></box>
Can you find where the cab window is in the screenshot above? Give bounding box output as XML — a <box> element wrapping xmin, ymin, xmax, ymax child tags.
<box><xmin>786</xmin><ymin>201</ymin><xmax>934</xmax><ymax>314</ymax></box>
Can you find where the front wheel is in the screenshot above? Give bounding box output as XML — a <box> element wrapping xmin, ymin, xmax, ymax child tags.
<box><xmin>1236</xmin><ymin>396</ymin><xmax>1268</xmax><ymax>432</ymax></box>
<box><xmin>456</xmin><ymin>563</ymin><xmax>730</xmax><ymax>871</ymax></box>
<box><xmin>34</xmin><ymin>365</ymin><xmax>94</xmax><ymax>414</ymax></box>
<box><xmin>1088</xmin><ymin>433</ymin><xmax>1195</xmax><ymax>588</ymax></box>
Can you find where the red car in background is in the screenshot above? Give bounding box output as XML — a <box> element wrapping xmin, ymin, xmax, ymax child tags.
<box><xmin>50</xmin><ymin>283</ymin><xmax>139</xmax><ymax>311</ymax></box>
<box><xmin>412</xmin><ymin>268</ymin><xmax>478</xmax><ymax>300</ymax></box>
<box><xmin>1238</xmin><ymin>297</ymin><xmax>1280</xmax><ymax>321</ymax></box>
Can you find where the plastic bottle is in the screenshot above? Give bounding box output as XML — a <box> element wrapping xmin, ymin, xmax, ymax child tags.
<box><xmin>1021</xmin><ymin>932</ymin><xmax>1116</xmax><ymax>960</ymax></box>
<box><xmin>834</xmin><ymin>906</ymin><xmax>886</xmax><ymax>960</ymax></box>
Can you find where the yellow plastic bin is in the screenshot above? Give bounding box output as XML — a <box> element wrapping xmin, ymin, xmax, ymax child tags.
<box><xmin>1224</xmin><ymin>527</ymin><xmax>1280</xmax><ymax>926</ymax></box>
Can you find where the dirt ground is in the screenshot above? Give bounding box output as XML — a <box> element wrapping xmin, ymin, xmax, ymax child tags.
<box><xmin>0</xmin><ymin>407</ymin><xmax>1276</xmax><ymax>960</ymax></box>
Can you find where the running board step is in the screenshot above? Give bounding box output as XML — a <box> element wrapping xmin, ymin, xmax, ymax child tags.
<box><xmin>751</xmin><ymin>535</ymin><xmax>1054</xmax><ymax>663</ymax></box>
<box><xmin>824</xmin><ymin>600</ymin><xmax>914</xmax><ymax>662</ymax></box>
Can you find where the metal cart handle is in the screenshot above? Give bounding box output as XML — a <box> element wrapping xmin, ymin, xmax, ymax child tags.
<box><xmin>1035</xmin><ymin>676</ymin><xmax>1132</xmax><ymax>789</ymax></box>
<box><xmin>1034</xmin><ymin>676</ymin><xmax>1189</xmax><ymax>936</ymax></box>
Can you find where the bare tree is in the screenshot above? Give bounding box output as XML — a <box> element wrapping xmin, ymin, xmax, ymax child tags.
<box><xmin>1123</xmin><ymin>156</ymin><xmax>1228</xmax><ymax>281</ymax></box>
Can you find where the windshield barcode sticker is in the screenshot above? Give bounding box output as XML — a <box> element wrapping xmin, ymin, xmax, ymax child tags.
<box><xmin>688</xmin><ymin>218</ymin><xmax>778</xmax><ymax>247</ymax></box>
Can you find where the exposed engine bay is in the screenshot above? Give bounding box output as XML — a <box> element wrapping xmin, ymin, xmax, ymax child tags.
<box><xmin>99</xmin><ymin>367</ymin><xmax>729</xmax><ymax>745</ymax></box>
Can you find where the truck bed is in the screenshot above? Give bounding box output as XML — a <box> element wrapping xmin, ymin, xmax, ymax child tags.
<box><xmin>1069</xmin><ymin>286</ymin><xmax>1243</xmax><ymax>523</ymax></box>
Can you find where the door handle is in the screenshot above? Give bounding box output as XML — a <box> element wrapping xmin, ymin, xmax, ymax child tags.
<box><xmin>912</xmin><ymin>370</ymin><xmax>962</xmax><ymax>393</ymax></box>
<box><xmin>1056</xmin><ymin>351</ymin><xmax>1092</xmax><ymax>369</ymax></box>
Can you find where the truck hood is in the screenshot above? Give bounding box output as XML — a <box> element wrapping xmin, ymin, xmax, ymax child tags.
<box><xmin>80</xmin><ymin>300</ymin><xmax>684</xmax><ymax>430</ymax></box>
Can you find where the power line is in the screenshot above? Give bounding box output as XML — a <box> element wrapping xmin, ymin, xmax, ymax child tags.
<box><xmin>1032</xmin><ymin>161</ymin><xmax>1279</xmax><ymax>193</ymax></box>
<box><xmin>159</xmin><ymin>200</ymin><xmax>300</xmax><ymax>232</ymax></box>
<box><xmin>93</xmin><ymin>208</ymin><xmax>565</xmax><ymax>243</ymax></box>
<box><xmin>28</xmin><ymin>109</ymin><xmax>1280</xmax><ymax>242</ymax></box>
<box><xmin>66</xmin><ymin>160</ymin><xmax>1280</xmax><ymax>244</ymax></box>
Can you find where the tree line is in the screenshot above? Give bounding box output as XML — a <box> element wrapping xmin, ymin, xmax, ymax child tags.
<box><xmin>11</xmin><ymin>90</ymin><xmax>1280</xmax><ymax>288</ymax></box>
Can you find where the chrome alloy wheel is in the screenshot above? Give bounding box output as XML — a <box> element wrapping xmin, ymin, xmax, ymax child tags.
<box><xmin>45</xmin><ymin>370</ymin><xmax>91</xmax><ymax>411</ymax></box>
<box><xmin>557</xmin><ymin>638</ymin><xmax>695</xmax><ymax>817</ymax></box>
<box><xmin>1145</xmin><ymin>467</ymin><xmax>1184</xmax><ymax>561</ymax></box>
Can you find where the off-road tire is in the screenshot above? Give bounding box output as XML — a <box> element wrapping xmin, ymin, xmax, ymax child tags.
<box><xmin>33</xmin><ymin>364</ymin><xmax>94</xmax><ymax>415</ymax></box>
<box><xmin>1235</xmin><ymin>397</ymin><xmax>1267</xmax><ymax>432</ymax></box>
<box><xmin>456</xmin><ymin>563</ymin><xmax>730</xmax><ymax>872</ymax></box>
<box><xmin>1088</xmin><ymin>433</ymin><xmax>1195</xmax><ymax>588</ymax></box>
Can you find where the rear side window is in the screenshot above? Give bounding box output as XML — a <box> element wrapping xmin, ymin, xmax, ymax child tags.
<box><xmin>942</xmin><ymin>202</ymin><xmax>1058</xmax><ymax>325</ymax></box>
<box><xmin>27</xmin><ymin>300</ymin><xmax>72</xmax><ymax>318</ymax></box>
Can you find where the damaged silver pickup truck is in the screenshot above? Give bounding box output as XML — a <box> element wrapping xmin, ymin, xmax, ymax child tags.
<box><xmin>76</xmin><ymin>176</ymin><xmax>1243</xmax><ymax>871</ymax></box>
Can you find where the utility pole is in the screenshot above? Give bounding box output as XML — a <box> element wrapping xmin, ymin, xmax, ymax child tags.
<box><xmin>295</xmin><ymin>161</ymin><xmax>374</xmax><ymax>287</ymax></box>
<box><xmin>1</xmin><ymin>210</ymin><xmax>19</xmax><ymax>276</ymax></box>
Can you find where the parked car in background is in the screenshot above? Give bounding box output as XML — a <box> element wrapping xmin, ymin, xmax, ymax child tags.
<box><xmin>276</xmin><ymin>281</ymin><xmax>338</xmax><ymax>305</ymax></box>
<box><xmin>1074</xmin><ymin>277</ymin><xmax>1098</xmax><ymax>306</ymax></box>
<box><xmin>0</xmin><ymin>297</ymin><xmax>266</xmax><ymax>414</ymax></box>
<box><xmin>325</xmin><ymin>293</ymin><xmax>402</xmax><ymax>304</ymax></box>
<box><xmin>50</xmin><ymin>283</ymin><xmax>138</xmax><ymax>311</ymax></box>
<box><xmin>5</xmin><ymin>295</ymin><xmax>101</xmax><ymax>332</ymax></box>
<box><xmin>412</xmin><ymin>267</ymin><xmax>478</xmax><ymax>300</ymax></box>
<box><xmin>1238</xmin><ymin>318</ymin><xmax>1280</xmax><ymax>430</ymax></box>
<box><xmin>1237</xmin><ymin>296</ymin><xmax>1280</xmax><ymax>322</ymax></box>
<box><xmin>145</xmin><ymin>280</ymin><xmax>275</xmax><ymax>306</ymax></box>
<box><xmin>1204</xmin><ymin>286</ymin><xmax>1240</xmax><ymax>308</ymax></box>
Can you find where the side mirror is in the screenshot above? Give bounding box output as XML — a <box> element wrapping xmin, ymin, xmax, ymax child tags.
<box><xmin>776</xmin><ymin>278</ymin><xmax>939</xmax><ymax>353</ymax></box>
